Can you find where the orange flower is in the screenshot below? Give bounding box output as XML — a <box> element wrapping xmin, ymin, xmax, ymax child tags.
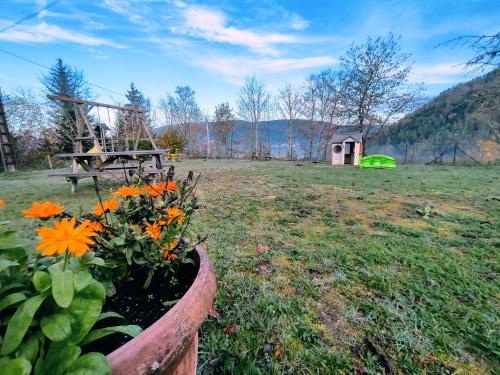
<box><xmin>82</xmin><ymin>220</ymin><xmax>105</xmax><ymax>233</ymax></box>
<box><xmin>36</xmin><ymin>217</ymin><xmax>97</xmax><ymax>256</ymax></box>
<box><xmin>22</xmin><ymin>201</ymin><xmax>64</xmax><ymax>219</ymax></box>
<box><xmin>112</xmin><ymin>186</ymin><xmax>141</xmax><ymax>198</ymax></box>
<box><xmin>93</xmin><ymin>199</ymin><xmax>119</xmax><ymax>216</ymax></box>
<box><xmin>166</xmin><ymin>207</ymin><xmax>186</xmax><ymax>225</ymax></box>
<box><xmin>145</xmin><ymin>221</ymin><xmax>162</xmax><ymax>240</ymax></box>
<box><xmin>163</xmin><ymin>239</ymin><xmax>178</xmax><ymax>259</ymax></box>
<box><xmin>142</xmin><ymin>182</ymin><xmax>166</xmax><ymax>198</ymax></box>
<box><xmin>166</xmin><ymin>180</ymin><xmax>178</xmax><ymax>192</ymax></box>
<box><xmin>0</xmin><ymin>199</ymin><xmax>4</xmax><ymax>208</ymax></box>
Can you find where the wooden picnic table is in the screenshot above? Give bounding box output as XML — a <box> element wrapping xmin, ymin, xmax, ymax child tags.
<box><xmin>51</xmin><ymin>149</ymin><xmax>168</xmax><ymax>192</ymax></box>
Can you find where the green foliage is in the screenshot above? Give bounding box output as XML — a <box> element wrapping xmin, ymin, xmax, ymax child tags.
<box><xmin>0</xmin><ymin>224</ymin><xmax>141</xmax><ymax>374</ymax></box>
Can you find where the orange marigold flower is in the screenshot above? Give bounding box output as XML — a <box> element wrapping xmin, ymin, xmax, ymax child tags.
<box><xmin>145</xmin><ymin>221</ymin><xmax>162</xmax><ymax>240</ymax></box>
<box><xmin>0</xmin><ymin>199</ymin><xmax>4</xmax><ymax>208</ymax></box>
<box><xmin>142</xmin><ymin>182</ymin><xmax>166</xmax><ymax>198</ymax></box>
<box><xmin>166</xmin><ymin>180</ymin><xmax>178</xmax><ymax>192</ymax></box>
<box><xmin>93</xmin><ymin>199</ymin><xmax>119</xmax><ymax>216</ymax></box>
<box><xmin>166</xmin><ymin>207</ymin><xmax>186</xmax><ymax>225</ymax></box>
<box><xmin>112</xmin><ymin>185</ymin><xmax>141</xmax><ymax>198</ymax></box>
<box><xmin>163</xmin><ymin>239</ymin><xmax>178</xmax><ymax>259</ymax></box>
<box><xmin>22</xmin><ymin>201</ymin><xmax>64</xmax><ymax>219</ymax></box>
<box><xmin>36</xmin><ymin>217</ymin><xmax>97</xmax><ymax>256</ymax></box>
<box><xmin>82</xmin><ymin>220</ymin><xmax>105</xmax><ymax>233</ymax></box>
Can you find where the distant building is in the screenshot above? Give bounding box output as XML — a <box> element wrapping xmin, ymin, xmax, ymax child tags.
<box><xmin>331</xmin><ymin>130</ymin><xmax>363</xmax><ymax>166</ymax></box>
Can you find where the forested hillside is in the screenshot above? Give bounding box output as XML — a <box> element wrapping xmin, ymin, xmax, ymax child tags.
<box><xmin>374</xmin><ymin>68</ymin><xmax>499</xmax><ymax>158</ymax></box>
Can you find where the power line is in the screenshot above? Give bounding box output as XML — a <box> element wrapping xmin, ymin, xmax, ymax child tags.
<box><xmin>0</xmin><ymin>47</ymin><xmax>126</xmax><ymax>98</ymax></box>
<box><xmin>0</xmin><ymin>0</ymin><xmax>62</xmax><ymax>34</ymax></box>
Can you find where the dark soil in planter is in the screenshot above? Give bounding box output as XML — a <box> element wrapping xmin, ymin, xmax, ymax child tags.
<box><xmin>86</xmin><ymin>251</ymin><xmax>199</xmax><ymax>355</ymax></box>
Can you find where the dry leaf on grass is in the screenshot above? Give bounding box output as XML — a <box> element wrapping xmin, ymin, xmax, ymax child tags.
<box><xmin>256</xmin><ymin>245</ymin><xmax>270</xmax><ymax>253</ymax></box>
<box><xmin>223</xmin><ymin>324</ymin><xmax>239</xmax><ymax>334</ymax></box>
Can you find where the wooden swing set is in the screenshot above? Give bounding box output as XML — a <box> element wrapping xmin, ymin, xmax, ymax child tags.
<box><xmin>48</xmin><ymin>95</ymin><xmax>167</xmax><ymax>192</ymax></box>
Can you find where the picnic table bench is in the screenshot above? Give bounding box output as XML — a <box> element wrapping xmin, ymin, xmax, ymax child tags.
<box><xmin>50</xmin><ymin>150</ymin><xmax>168</xmax><ymax>192</ymax></box>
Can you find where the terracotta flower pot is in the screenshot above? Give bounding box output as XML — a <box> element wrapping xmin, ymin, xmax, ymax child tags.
<box><xmin>107</xmin><ymin>245</ymin><xmax>217</xmax><ymax>374</ymax></box>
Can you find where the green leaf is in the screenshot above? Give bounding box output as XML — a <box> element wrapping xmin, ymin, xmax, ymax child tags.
<box><xmin>81</xmin><ymin>325</ymin><xmax>142</xmax><ymax>346</ymax></box>
<box><xmin>65</xmin><ymin>352</ymin><xmax>111</xmax><ymax>375</ymax></box>
<box><xmin>3</xmin><ymin>357</ymin><xmax>32</xmax><ymax>375</ymax></box>
<box><xmin>102</xmin><ymin>280</ymin><xmax>116</xmax><ymax>297</ymax></box>
<box><xmin>73</xmin><ymin>270</ymin><xmax>92</xmax><ymax>292</ymax></box>
<box><xmin>82</xmin><ymin>257</ymin><xmax>106</xmax><ymax>267</ymax></box>
<box><xmin>1</xmin><ymin>294</ymin><xmax>47</xmax><ymax>355</ymax></box>
<box><xmin>97</xmin><ymin>311</ymin><xmax>125</xmax><ymax>321</ymax></box>
<box><xmin>0</xmin><ymin>259</ymin><xmax>19</xmax><ymax>272</ymax></box>
<box><xmin>33</xmin><ymin>271</ymin><xmax>51</xmax><ymax>293</ymax></box>
<box><xmin>16</xmin><ymin>332</ymin><xmax>41</xmax><ymax>364</ymax></box>
<box><xmin>42</xmin><ymin>343</ymin><xmax>81</xmax><ymax>375</ymax></box>
<box><xmin>63</xmin><ymin>280</ymin><xmax>105</xmax><ymax>346</ymax></box>
<box><xmin>51</xmin><ymin>269</ymin><xmax>74</xmax><ymax>308</ymax></box>
<box><xmin>41</xmin><ymin>314</ymin><xmax>71</xmax><ymax>341</ymax></box>
<box><xmin>0</xmin><ymin>232</ymin><xmax>29</xmax><ymax>250</ymax></box>
<box><xmin>0</xmin><ymin>292</ymin><xmax>28</xmax><ymax>312</ymax></box>
<box><xmin>0</xmin><ymin>283</ymin><xmax>25</xmax><ymax>296</ymax></box>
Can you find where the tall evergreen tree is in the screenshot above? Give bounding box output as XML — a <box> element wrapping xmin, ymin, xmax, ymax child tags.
<box><xmin>117</xmin><ymin>82</ymin><xmax>152</xmax><ymax>149</ymax></box>
<box><xmin>41</xmin><ymin>58</ymin><xmax>91</xmax><ymax>152</ymax></box>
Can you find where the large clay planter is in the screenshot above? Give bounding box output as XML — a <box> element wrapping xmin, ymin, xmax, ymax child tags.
<box><xmin>107</xmin><ymin>245</ymin><xmax>216</xmax><ymax>374</ymax></box>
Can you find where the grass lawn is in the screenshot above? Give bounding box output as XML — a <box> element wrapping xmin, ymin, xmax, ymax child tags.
<box><xmin>1</xmin><ymin>160</ymin><xmax>499</xmax><ymax>374</ymax></box>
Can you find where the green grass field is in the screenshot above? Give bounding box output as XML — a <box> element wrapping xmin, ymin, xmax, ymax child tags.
<box><xmin>1</xmin><ymin>160</ymin><xmax>499</xmax><ymax>374</ymax></box>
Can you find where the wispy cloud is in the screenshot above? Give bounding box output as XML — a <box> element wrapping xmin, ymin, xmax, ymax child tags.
<box><xmin>410</xmin><ymin>62</ymin><xmax>468</xmax><ymax>84</ymax></box>
<box><xmin>196</xmin><ymin>55</ymin><xmax>336</xmax><ymax>85</ymax></box>
<box><xmin>0</xmin><ymin>22</ymin><xmax>124</xmax><ymax>47</ymax></box>
<box><xmin>170</xmin><ymin>4</ymin><xmax>300</xmax><ymax>56</ymax></box>
<box><xmin>289</xmin><ymin>13</ymin><xmax>310</xmax><ymax>31</ymax></box>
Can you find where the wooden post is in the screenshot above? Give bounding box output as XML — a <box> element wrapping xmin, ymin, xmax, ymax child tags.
<box><xmin>404</xmin><ymin>144</ymin><xmax>408</xmax><ymax>164</ymax></box>
<box><xmin>0</xmin><ymin>90</ymin><xmax>16</xmax><ymax>172</ymax></box>
<box><xmin>453</xmin><ymin>144</ymin><xmax>457</xmax><ymax>164</ymax></box>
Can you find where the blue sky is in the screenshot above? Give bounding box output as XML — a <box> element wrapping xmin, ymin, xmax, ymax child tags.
<box><xmin>0</xmin><ymin>0</ymin><xmax>498</xmax><ymax>114</ymax></box>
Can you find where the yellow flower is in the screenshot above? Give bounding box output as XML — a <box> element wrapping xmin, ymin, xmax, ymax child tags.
<box><xmin>163</xmin><ymin>239</ymin><xmax>178</xmax><ymax>259</ymax></box>
<box><xmin>22</xmin><ymin>201</ymin><xmax>64</xmax><ymax>219</ymax></box>
<box><xmin>36</xmin><ymin>217</ymin><xmax>97</xmax><ymax>256</ymax></box>
<box><xmin>166</xmin><ymin>207</ymin><xmax>186</xmax><ymax>225</ymax></box>
<box><xmin>145</xmin><ymin>222</ymin><xmax>162</xmax><ymax>240</ymax></box>
<box><xmin>82</xmin><ymin>220</ymin><xmax>105</xmax><ymax>233</ymax></box>
<box><xmin>0</xmin><ymin>199</ymin><xmax>4</xmax><ymax>208</ymax></box>
<box><xmin>112</xmin><ymin>186</ymin><xmax>141</xmax><ymax>198</ymax></box>
<box><xmin>93</xmin><ymin>199</ymin><xmax>119</xmax><ymax>216</ymax></box>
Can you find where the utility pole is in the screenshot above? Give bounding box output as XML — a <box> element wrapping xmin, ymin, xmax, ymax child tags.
<box><xmin>205</xmin><ymin>122</ymin><xmax>211</xmax><ymax>158</ymax></box>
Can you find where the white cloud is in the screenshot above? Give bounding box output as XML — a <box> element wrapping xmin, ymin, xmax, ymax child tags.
<box><xmin>172</xmin><ymin>5</ymin><xmax>299</xmax><ymax>56</ymax></box>
<box><xmin>410</xmin><ymin>63</ymin><xmax>468</xmax><ymax>84</ymax></box>
<box><xmin>289</xmin><ymin>13</ymin><xmax>310</xmax><ymax>31</ymax></box>
<box><xmin>196</xmin><ymin>55</ymin><xmax>336</xmax><ymax>85</ymax></box>
<box><xmin>0</xmin><ymin>22</ymin><xmax>124</xmax><ymax>48</ymax></box>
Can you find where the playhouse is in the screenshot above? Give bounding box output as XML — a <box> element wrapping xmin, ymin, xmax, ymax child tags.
<box><xmin>331</xmin><ymin>131</ymin><xmax>363</xmax><ymax>166</ymax></box>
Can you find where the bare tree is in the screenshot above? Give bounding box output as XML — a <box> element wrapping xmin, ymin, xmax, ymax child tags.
<box><xmin>158</xmin><ymin>86</ymin><xmax>202</xmax><ymax>156</ymax></box>
<box><xmin>237</xmin><ymin>76</ymin><xmax>270</xmax><ymax>156</ymax></box>
<box><xmin>310</xmin><ymin>70</ymin><xmax>343</xmax><ymax>160</ymax></box>
<box><xmin>213</xmin><ymin>103</ymin><xmax>235</xmax><ymax>158</ymax></box>
<box><xmin>277</xmin><ymin>83</ymin><xmax>303</xmax><ymax>159</ymax></box>
<box><xmin>339</xmin><ymin>33</ymin><xmax>424</xmax><ymax>155</ymax></box>
<box><xmin>299</xmin><ymin>78</ymin><xmax>319</xmax><ymax>159</ymax></box>
<box><xmin>443</xmin><ymin>32</ymin><xmax>499</xmax><ymax>71</ymax></box>
<box><xmin>3</xmin><ymin>88</ymin><xmax>58</xmax><ymax>168</ymax></box>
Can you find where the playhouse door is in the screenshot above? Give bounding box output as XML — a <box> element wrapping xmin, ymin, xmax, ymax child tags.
<box><xmin>344</xmin><ymin>142</ymin><xmax>355</xmax><ymax>164</ymax></box>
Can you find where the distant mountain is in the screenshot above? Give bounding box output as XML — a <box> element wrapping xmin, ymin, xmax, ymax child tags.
<box><xmin>372</xmin><ymin>68</ymin><xmax>499</xmax><ymax>161</ymax></box>
<box><xmin>154</xmin><ymin>119</ymin><xmax>318</xmax><ymax>158</ymax></box>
